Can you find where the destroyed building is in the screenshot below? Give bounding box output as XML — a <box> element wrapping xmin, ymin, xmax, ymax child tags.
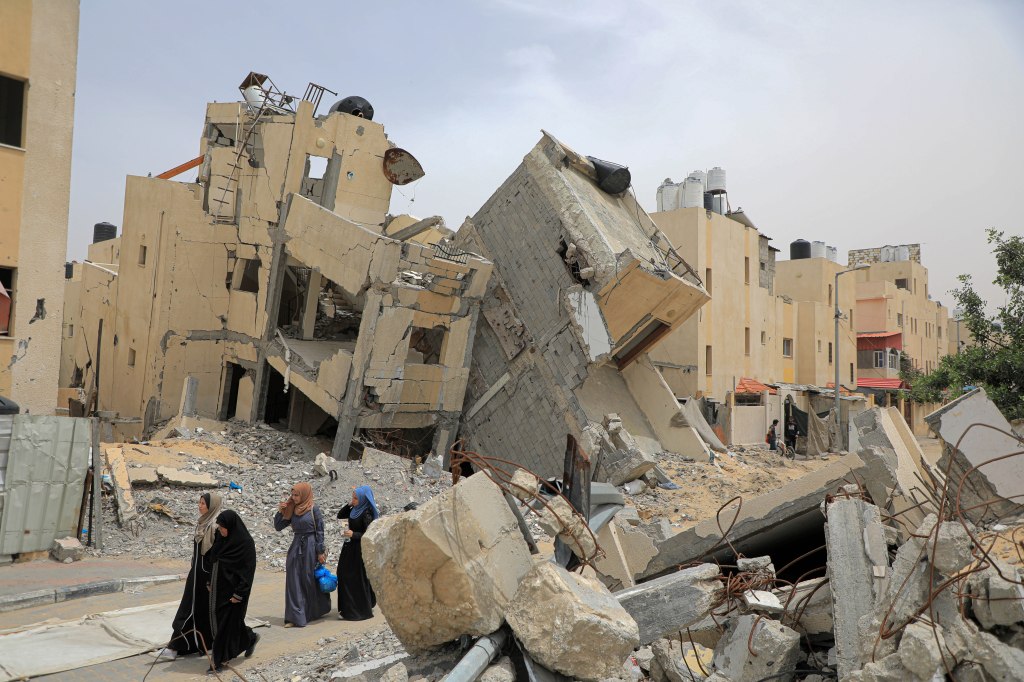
<box><xmin>62</xmin><ymin>74</ymin><xmax>492</xmax><ymax>458</ymax></box>
<box><xmin>453</xmin><ymin>133</ymin><xmax>710</xmax><ymax>476</ymax></box>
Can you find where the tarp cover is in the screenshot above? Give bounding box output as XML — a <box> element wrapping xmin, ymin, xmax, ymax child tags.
<box><xmin>679</xmin><ymin>398</ymin><xmax>727</xmax><ymax>452</ymax></box>
<box><xmin>0</xmin><ymin>601</ymin><xmax>268</xmax><ymax>680</ymax></box>
<box><xmin>807</xmin><ymin>408</ymin><xmax>835</xmax><ymax>457</ymax></box>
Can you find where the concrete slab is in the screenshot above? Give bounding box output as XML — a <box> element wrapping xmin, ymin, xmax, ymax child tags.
<box><xmin>614</xmin><ymin>563</ymin><xmax>723</xmax><ymax>646</ymax></box>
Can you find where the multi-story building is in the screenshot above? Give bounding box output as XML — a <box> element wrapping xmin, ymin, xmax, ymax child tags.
<box><xmin>0</xmin><ymin>0</ymin><xmax>79</xmax><ymax>412</ymax></box>
<box><xmin>62</xmin><ymin>75</ymin><xmax>492</xmax><ymax>459</ymax></box>
<box><xmin>850</xmin><ymin>244</ymin><xmax>948</xmax><ymax>388</ymax></box>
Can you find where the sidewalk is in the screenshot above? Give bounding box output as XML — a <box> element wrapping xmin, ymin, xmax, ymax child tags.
<box><xmin>0</xmin><ymin>556</ymin><xmax>188</xmax><ymax>613</ymax></box>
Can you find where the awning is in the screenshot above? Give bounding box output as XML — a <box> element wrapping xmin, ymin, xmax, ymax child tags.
<box><xmin>857</xmin><ymin>331</ymin><xmax>903</xmax><ymax>351</ymax></box>
<box><xmin>857</xmin><ymin>377</ymin><xmax>907</xmax><ymax>390</ymax></box>
<box><xmin>735</xmin><ymin>377</ymin><xmax>777</xmax><ymax>395</ymax></box>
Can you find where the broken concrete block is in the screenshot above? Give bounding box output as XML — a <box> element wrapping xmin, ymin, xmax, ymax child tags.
<box><xmin>50</xmin><ymin>537</ymin><xmax>84</xmax><ymax>563</ymax></box>
<box><xmin>929</xmin><ymin>521</ymin><xmax>974</xmax><ymax>575</ymax></box>
<box><xmin>128</xmin><ymin>466</ymin><xmax>159</xmax><ymax>485</ymax></box>
<box><xmin>898</xmin><ymin>621</ymin><xmax>945</xmax><ymax>679</ymax></box>
<box><xmin>641</xmin><ymin>449</ymin><xmax>895</xmax><ymax>578</ymax></box>
<box><xmin>711</xmin><ymin>615</ymin><xmax>801</xmax><ymax>682</ymax></box>
<box><xmin>604</xmin><ymin>449</ymin><xmax>657</xmax><ymax>487</ymax></box>
<box><xmin>951</xmin><ymin>661</ymin><xmax>988</xmax><ymax>682</ymax></box>
<box><xmin>634</xmin><ymin>645</ymin><xmax>655</xmax><ymax>673</ymax></box>
<box><xmin>594</xmin><ymin>518</ymin><xmax>657</xmax><ymax>589</ymax></box>
<box><xmin>155</xmin><ymin>466</ymin><xmax>218</xmax><ymax>487</ymax></box>
<box><xmin>737</xmin><ymin>555</ymin><xmax>775</xmax><ymax>577</ymax></box>
<box><xmin>651</xmin><ymin>637</ymin><xmax>713</xmax><ymax>682</ymax></box>
<box><xmin>421</xmin><ymin>452</ymin><xmax>444</xmax><ymax>478</ymax></box>
<box><xmin>505</xmin><ymin>562</ymin><xmax>640</xmax><ymax>681</ymax></box>
<box><xmin>776</xmin><ymin>578</ymin><xmax>833</xmax><ymax>638</ymax></box>
<box><xmin>825</xmin><ymin>497</ymin><xmax>890</xmax><ymax>679</ymax></box>
<box><xmin>313</xmin><ymin>452</ymin><xmax>339</xmax><ymax>477</ymax></box>
<box><xmin>478</xmin><ymin>657</ymin><xmax>515</xmax><ymax>682</ymax></box>
<box><xmin>617</xmin><ymin>505</ymin><xmax>641</xmax><ymax>526</ymax></box>
<box><xmin>614</xmin><ymin>563</ymin><xmax>723</xmax><ymax>646</ymax></box>
<box><xmin>741</xmin><ymin>590</ymin><xmax>784</xmax><ymax>614</ymax></box>
<box><xmin>969</xmin><ymin>628</ymin><xmax>1024</xmax><ymax>682</ymax></box>
<box><xmin>379</xmin><ymin>663</ymin><xmax>408</xmax><ymax>682</ymax></box>
<box><xmin>969</xmin><ymin>560</ymin><xmax>1024</xmax><ymax>629</ymax></box>
<box><xmin>847</xmin><ymin>652</ymin><xmax>915</xmax><ymax>682</ymax></box>
<box><xmin>925</xmin><ymin>388</ymin><xmax>1024</xmax><ymax>523</ymax></box>
<box><xmin>879</xmin><ymin>514</ymin><xmax>937</xmax><ymax>634</ymax></box>
<box><xmin>362</xmin><ymin>472</ymin><xmax>532</xmax><ymax>652</ymax></box>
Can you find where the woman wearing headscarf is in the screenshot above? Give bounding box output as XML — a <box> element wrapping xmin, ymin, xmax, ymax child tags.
<box><xmin>273</xmin><ymin>482</ymin><xmax>330</xmax><ymax>627</ymax></box>
<box><xmin>206</xmin><ymin>510</ymin><xmax>259</xmax><ymax>673</ymax></box>
<box><xmin>335</xmin><ymin>485</ymin><xmax>379</xmax><ymax>621</ymax></box>
<box><xmin>155</xmin><ymin>492</ymin><xmax>223</xmax><ymax>661</ymax></box>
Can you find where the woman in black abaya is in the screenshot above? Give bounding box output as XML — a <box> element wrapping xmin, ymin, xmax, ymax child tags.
<box><xmin>336</xmin><ymin>485</ymin><xmax>378</xmax><ymax>621</ymax></box>
<box><xmin>155</xmin><ymin>492</ymin><xmax>222</xmax><ymax>661</ymax></box>
<box><xmin>206</xmin><ymin>510</ymin><xmax>259</xmax><ymax>673</ymax></box>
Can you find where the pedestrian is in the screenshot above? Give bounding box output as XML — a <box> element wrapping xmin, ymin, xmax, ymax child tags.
<box><xmin>156</xmin><ymin>492</ymin><xmax>223</xmax><ymax>661</ymax></box>
<box><xmin>206</xmin><ymin>510</ymin><xmax>259</xmax><ymax>674</ymax></box>
<box><xmin>767</xmin><ymin>418</ymin><xmax>780</xmax><ymax>452</ymax></box>
<box><xmin>336</xmin><ymin>485</ymin><xmax>379</xmax><ymax>621</ymax></box>
<box><xmin>785</xmin><ymin>415</ymin><xmax>798</xmax><ymax>456</ymax></box>
<box><xmin>274</xmin><ymin>482</ymin><xmax>331</xmax><ymax>627</ymax></box>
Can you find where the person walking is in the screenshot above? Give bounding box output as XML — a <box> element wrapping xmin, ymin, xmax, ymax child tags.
<box><xmin>155</xmin><ymin>492</ymin><xmax>223</xmax><ymax>661</ymax></box>
<box><xmin>274</xmin><ymin>482</ymin><xmax>331</xmax><ymax>627</ymax></box>
<box><xmin>336</xmin><ymin>485</ymin><xmax>379</xmax><ymax>621</ymax></box>
<box><xmin>206</xmin><ymin>510</ymin><xmax>259</xmax><ymax>674</ymax></box>
<box><xmin>785</xmin><ymin>415</ymin><xmax>799</xmax><ymax>457</ymax></box>
<box><xmin>767</xmin><ymin>419</ymin><xmax>780</xmax><ymax>452</ymax></box>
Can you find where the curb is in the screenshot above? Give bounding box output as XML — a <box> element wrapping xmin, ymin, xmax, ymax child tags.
<box><xmin>0</xmin><ymin>573</ymin><xmax>185</xmax><ymax>613</ymax></box>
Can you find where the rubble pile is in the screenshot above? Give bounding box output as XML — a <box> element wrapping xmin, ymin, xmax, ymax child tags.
<box><xmin>95</xmin><ymin>424</ymin><xmax>451</xmax><ymax>569</ymax></box>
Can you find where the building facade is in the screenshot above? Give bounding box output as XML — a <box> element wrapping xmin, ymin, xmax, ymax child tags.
<box><xmin>0</xmin><ymin>0</ymin><xmax>79</xmax><ymax>412</ymax></box>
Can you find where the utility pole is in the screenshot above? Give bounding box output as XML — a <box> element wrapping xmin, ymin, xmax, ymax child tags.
<box><xmin>835</xmin><ymin>264</ymin><xmax>869</xmax><ymax>448</ymax></box>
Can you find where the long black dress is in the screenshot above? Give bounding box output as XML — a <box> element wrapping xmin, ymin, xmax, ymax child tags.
<box><xmin>207</xmin><ymin>511</ymin><xmax>258</xmax><ymax>669</ymax></box>
<box><xmin>168</xmin><ymin>538</ymin><xmax>214</xmax><ymax>655</ymax></box>
<box><xmin>336</xmin><ymin>504</ymin><xmax>376</xmax><ymax>620</ymax></box>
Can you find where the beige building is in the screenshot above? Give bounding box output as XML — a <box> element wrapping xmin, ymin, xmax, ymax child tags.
<box><xmin>0</xmin><ymin>0</ymin><xmax>79</xmax><ymax>412</ymax></box>
<box><xmin>63</xmin><ymin>75</ymin><xmax>492</xmax><ymax>459</ymax></box>
<box><xmin>850</xmin><ymin>245</ymin><xmax>949</xmax><ymax>386</ymax></box>
<box><xmin>649</xmin><ymin>207</ymin><xmax>797</xmax><ymax>399</ymax></box>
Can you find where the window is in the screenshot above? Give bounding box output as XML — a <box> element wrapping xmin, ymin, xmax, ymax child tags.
<box><xmin>897</xmin><ymin>312</ymin><xmax>904</xmax><ymax>327</ymax></box>
<box><xmin>760</xmin><ymin>261</ymin><xmax>766</xmax><ymax>271</ymax></box>
<box><xmin>705</xmin><ymin>345</ymin><xmax>713</xmax><ymax>375</ymax></box>
<box><xmin>66</xmin><ymin>324</ymin><xmax>74</xmax><ymax>338</ymax></box>
<box><xmin>874</xmin><ymin>351</ymin><xmax>885</xmax><ymax>368</ymax></box>
<box><xmin>0</xmin><ymin>75</ymin><xmax>26</xmax><ymax>148</ymax></box>
<box><xmin>888</xmin><ymin>350</ymin><xmax>898</xmax><ymax>369</ymax></box>
<box><xmin>850</xmin><ymin>363</ymin><xmax>854</xmax><ymax>384</ymax></box>
<box><xmin>127</xmin><ymin>348</ymin><xmax>136</xmax><ymax>367</ymax></box>
<box><xmin>895</xmin><ymin>278</ymin><xmax>909</xmax><ymax>291</ymax></box>
<box><xmin>782</xmin><ymin>338</ymin><xmax>793</xmax><ymax>357</ymax></box>
<box><xmin>744</xmin><ymin>327</ymin><xmax>750</xmax><ymax>356</ymax></box>
<box><xmin>849</xmin><ymin>309</ymin><xmax>854</xmax><ymax>329</ymax></box>
<box><xmin>938</xmin><ymin>326</ymin><xmax>942</xmax><ymax>339</ymax></box>
<box><xmin>408</xmin><ymin>326</ymin><xmax>445</xmax><ymax>365</ymax></box>
<box><xmin>828</xmin><ymin>342</ymin><xmax>833</xmax><ymax>364</ymax></box>
<box><xmin>705</xmin><ymin>268</ymin><xmax>712</xmax><ymax>295</ymax></box>
<box><xmin>828</xmin><ymin>284</ymin><xmax>833</xmax><ymax>306</ymax></box>
<box><xmin>761</xmin><ymin>331</ymin><xmax>767</xmax><ymax>345</ymax></box>
<box><xmin>0</xmin><ymin>267</ymin><xmax>14</xmax><ymax>335</ymax></box>
<box><xmin>744</xmin><ymin>257</ymin><xmax>750</xmax><ymax>285</ymax></box>
<box><xmin>138</xmin><ymin>245</ymin><xmax>148</xmax><ymax>266</ymax></box>
<box><xmin>818</xmin><ymin>340</ymin><xmax>822</xmax><ymax>352</ymax></box>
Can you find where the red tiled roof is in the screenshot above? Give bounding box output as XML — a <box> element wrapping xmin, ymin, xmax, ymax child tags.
<box><xmin>736</xmin><ymin>377</ymin><xmax>777</xmax><ymax>395</ymax></box>
<box><xmin>856</xmin><ymin>377</ymin><xmax>907</xmax><ymax>390</ymax></box>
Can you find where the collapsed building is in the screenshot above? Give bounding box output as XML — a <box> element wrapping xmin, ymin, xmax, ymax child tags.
<box><xmin>62</xmin><ymin>74</ymin><xmax>491</xmax><ymax>458</ymax></box>
<box><xmin>453</xmin><ymin>133</ymin><xmax>710</xmax><ymax>476</ymax></box>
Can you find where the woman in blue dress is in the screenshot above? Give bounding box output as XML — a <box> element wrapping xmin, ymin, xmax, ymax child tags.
<box><xmin>273</xmin><ymin>482</ymin><xmax>330</xmax><ymax>627</ymax></box>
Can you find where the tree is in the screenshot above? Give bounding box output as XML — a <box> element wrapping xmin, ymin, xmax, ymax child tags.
<box><xmin>907</xmin><ymin>229</ymin><xmax>1024</xmax><ymax>420</ymax></box>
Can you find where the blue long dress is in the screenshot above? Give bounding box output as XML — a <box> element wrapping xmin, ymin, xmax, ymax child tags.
<box><xmin>273</xmin><ymin>505</ymin><xmax>331</xmax><ymax>626</ymax></box>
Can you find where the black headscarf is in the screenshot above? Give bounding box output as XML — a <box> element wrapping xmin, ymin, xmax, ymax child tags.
<box><xmin>207</xmin><ymin>510</ymin><xmax>257</xmax><ymax>569</ymax></box>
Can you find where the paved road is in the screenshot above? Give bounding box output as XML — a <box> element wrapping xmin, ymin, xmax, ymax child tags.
<box><xmin>4</xmin><ymin>567</ymin><xmax>385</xmax><ymax>681</ymax></box>
<box><xmin>0</xmin><ymin>556</ymin><xmax>186</xmax><ymax>598</ymax></box>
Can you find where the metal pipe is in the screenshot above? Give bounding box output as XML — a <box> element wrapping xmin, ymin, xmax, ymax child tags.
<box><xmin>443</xmin><ymin>629</ymin><xmax>508</xmax><ymax>682</ymax></box>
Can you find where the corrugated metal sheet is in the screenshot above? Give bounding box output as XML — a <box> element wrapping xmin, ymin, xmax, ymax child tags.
<box><xmin>0</xmin><ymin>415</ymin><xmax>13</xmax><ymax>492</ymax></box>
<box><xmin>0</xmin><ymin>416</ymin><xmax>91</xmax><ymax>555</ymax></box>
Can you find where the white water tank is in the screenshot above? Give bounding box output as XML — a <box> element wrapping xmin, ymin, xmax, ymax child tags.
<box><xmin>657</xmin><ymin>179</ymin><xmax>679</xmax><ymax>212</ymax></box>
<box><xmin>687</xmin><ymin>170</ymin><xmax>707</xmax><ymax>191</ymax></box>
<box><xmin>811</xmin><ymin>240</ymin><xmax>827</xmax><ymax>259</ymax></box>
<box><xmin>682</xmin><ymin>176</ymin><xmax>704</xmax><ymax>208</ymax></box>
<box><xmin>896</xmin><ymin>245</ymin><xmax>910</xmax><ymax>261</ymax></box>
<box><xmin>880</xmin><ymin>245</ymin><xmax>896</xmax><ymax>262</ymax></box>
<box><xmin>827</xmin><ymin>246</ymin><xmax>838</xmax><ymax>262</ymax></box>
<box><xmin>706</xmin><ymin>167</ymin><xmax>727</xmax><ymax>194</ymax></box>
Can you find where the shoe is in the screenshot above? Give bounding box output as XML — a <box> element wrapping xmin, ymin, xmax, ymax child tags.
<box><xmin>206</xmin><ymin>665</ymin><xmax>222</xmax><ymax>676</ymax></box>
<box><xmin>338</xmin><ymin>613</ymin><xmax>345</xmax><ymax>620</ymax></box>
<box><xmin>153</xmin><ymin>647</ymin><xmax>177</xmax><ymax>661</ymax></box>
<box><xmin>284</xmin><ymin>622</ymin><xmax>294</xmax><ymax>628</ymax></box>
<box><xmin>245</xmin><ymin>632</ymin><xmax>260</xmax><ymax>658</ymax></box>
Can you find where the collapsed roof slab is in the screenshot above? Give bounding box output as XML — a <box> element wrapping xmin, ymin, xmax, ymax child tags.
<box><xmin>638</xmin><ymin>449</ymin><xmax>896</xmax><ymax>581</ymax></box>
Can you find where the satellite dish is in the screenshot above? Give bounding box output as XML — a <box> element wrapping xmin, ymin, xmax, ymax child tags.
<box><xmin>382</xmin><ymin>148</ymin><xmax>425</xmax><ymax>186</ymax></box>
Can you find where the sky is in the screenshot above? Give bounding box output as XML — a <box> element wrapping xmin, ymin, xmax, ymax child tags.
<box><xmin>68</xmin><ymin>0</ymin><xmax>1024</xmax><ymax>313</ymax></box>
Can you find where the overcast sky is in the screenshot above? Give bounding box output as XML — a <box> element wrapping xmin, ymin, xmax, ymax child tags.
<box><xmin>68</xmin><ymin>0</ymin><xmax>1023</xmax><ymax>312</ymax></box>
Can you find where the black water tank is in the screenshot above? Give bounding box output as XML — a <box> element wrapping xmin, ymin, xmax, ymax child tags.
<box><xmin>93</xmin><ymin>222</ymin><xmax>117</xmax><ymax>243</ymax></box>
<box><xmin>65</xmin><ymin>262</ymin><xmax>73</xmax><ymax>279</ymax></box>
<box><xmin>329</xmin><ymin>96</ymin><xmax>374</xmax><ymax>121</ymax></box>
<box><xmin>790</xmin><ymin>239</ymin><xmax>811</xmax><ymax>260</ymax></box>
